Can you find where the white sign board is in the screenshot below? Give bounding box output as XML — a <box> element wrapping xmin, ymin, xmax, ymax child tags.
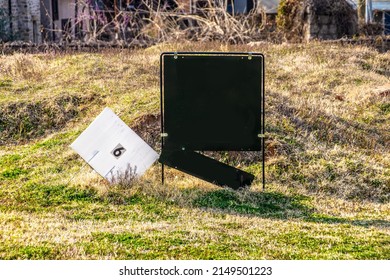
<box><xmin>70</xmin><ymin>108</ymin><xmax>159</xmax><ymax>182</ymax></box>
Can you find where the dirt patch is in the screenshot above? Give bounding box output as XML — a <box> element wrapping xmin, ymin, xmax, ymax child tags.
<box><xmin>379</xmin><ymin>90</ymin><xmax>390</xmax><ymax>98</ymax></box>
<box><xmin>132</xmin><ymin>113</ymin><xmax>161</xmax><ymax>151</ymax></box>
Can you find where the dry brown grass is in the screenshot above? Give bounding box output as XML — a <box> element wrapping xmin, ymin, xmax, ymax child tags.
<box><xmin>0</xmin><ymin>54</ymin><xmax>46</xmax><ymax>81</ymax></box>
<box><xmin>141</xmin><ymin>4</ymin><xmax>268</xmax><ymax>44</ymax></box>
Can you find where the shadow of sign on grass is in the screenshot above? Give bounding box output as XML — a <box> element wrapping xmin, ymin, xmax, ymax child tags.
<box><xmin>193</xmin><ymin>189</ymin><xmax>390</xmax><ymax>229</ymax></box>
<box><xmin>194</xmin><ymin>189</ymin><xmax>311</xmax><ymax>219</ymax></box>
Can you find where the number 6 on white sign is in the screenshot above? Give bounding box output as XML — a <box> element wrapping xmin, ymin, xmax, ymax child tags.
<box><xmin>112</xmin><ymin>144</ymin><xmax>126</xmax><ymax>158</ymax></box>
<box><xmin>70</xmin><ymin>107</ymin><xmax>159</xmax><ymax>182</ymax></box>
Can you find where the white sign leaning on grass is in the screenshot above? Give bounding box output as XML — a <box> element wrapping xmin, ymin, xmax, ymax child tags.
<box><xmin>70</xmin><ymin>107</ymin><xmax>159</xmax><ymax>182</ymax></box>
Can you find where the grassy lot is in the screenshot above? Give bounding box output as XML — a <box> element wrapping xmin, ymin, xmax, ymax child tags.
<box><xmin>0</xmin><ymin>42</ymin><xmax>389</xmax><ymax>259</ymax></box>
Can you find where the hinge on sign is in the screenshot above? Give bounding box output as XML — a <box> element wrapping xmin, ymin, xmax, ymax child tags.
<box><xmin>248</xmin><ymin>52</ymin><xmax>253</xmax><ymax>60</ymax></box>
<box><xmin>174</xmin><ymin>52</ymin><xmax>178</xmax><ymax>59</ymax></box>
<box><xmin>257</xmin><ymin>134</ymin><xmax>265</xmax><ymax>138</ymax></box>
<box><xmin>161</xmin><ymin>133</ymin><xmax>168</xmax><ymax>137</ymax></box>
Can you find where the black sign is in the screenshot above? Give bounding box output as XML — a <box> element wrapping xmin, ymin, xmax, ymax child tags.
<box><xmin>159</xmin><ymin>52</ymin><xmax>265</xmax><ymax>189</ymax></box>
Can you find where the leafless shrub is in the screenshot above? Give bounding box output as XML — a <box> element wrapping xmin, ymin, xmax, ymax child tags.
<box><xmin>142</xmin><ymin>2</ymin><xmax>267</xmax><ymax>44</ymax></box>
<box><xmin>42</xmin><ymin>0</ymin><xmax>268</xmax><ymax>46</ymax></box>
<box><xmin>1</xmin><ymin>53</ymin><xmax>45</xmax><ymax>80</ymax></box>
<box><xmin>359</xmin><ymin>22</ymin><xmax>384</xmax><ymax>36</ymax></box>
<box><xmin>109</xmin><ymin>164</ymin><xmax>139</xmax><ymax>188</ymax></box>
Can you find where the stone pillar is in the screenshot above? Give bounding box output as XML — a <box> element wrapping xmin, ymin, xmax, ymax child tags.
<box><xmin>7</xmin><ymin>0</ymin><xmax>41</xmax><ymax>42</ymax></box>
<box><xmin>10</xmin><ymin>0</ymin><xmax>19</xmax><ymax>39</ymax></box>
<box><xmin>304</xmin><ymin>0</ymin><xmax>357</xmax><ymax>41</ymax></box>
<box><xmin>17</xmin><ymin>0</ymin><xmax>30</xmax><ymax>40</ymax></box>
<box><xmin>29</xmin><ymin>0</ymin><xmax>42</xmax><ymax>43</ymax></box>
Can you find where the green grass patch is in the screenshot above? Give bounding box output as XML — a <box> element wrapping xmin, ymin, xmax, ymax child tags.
<box><xmin>0</xmin><ymin>153</ymin><xmax>22</xmax><ymax>165</ymax></box>
<box><xmin>65</xmin><ymin>194</ymin><xmax>180</xmax><ymax>222</ymax></box>
<box><xmin>0</xmin><ymin>78</ymin><xmax>12</xmax><ymax>88</ymax></box>
<box><xmin>1</xmin><ymin>167</ymin><xmax>28</xmax><ymax>179</ymax></box>
<box><xmin>1</xmin><ymin>245</ymin><xmax>55</xmax><ymax>260</ymax></box>
<box><xmin>378</xmin><ymin>103</ymin><xmax>390</xmax><ymax>114</ymax></box>
<box><xmin>8</xmin><ymin>184</ymin><xmax>99</xmax><ymax>210</ymax></box>
<box><xmin>84</xmin><ymin>231</ymin><xmax>240</xmax><ymax>259</ymax></box>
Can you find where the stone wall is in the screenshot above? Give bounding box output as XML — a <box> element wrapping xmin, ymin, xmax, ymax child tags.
<box><xmin>304</xmin><ymin>1</ymin><xmax>358</xmax><ymax>41</ymax></box>
<box><xmin>305</xmin><ymin>14</ymin><xmax>339</xmax><ymax>40</ymax></box>
<box><xmin>0</xmin><ymin>0</ymin><xmax>10</xmax><ymax>40</ymax></box>
<box><xmin>0</xmin><ymin>0</ymin><xmax>41</xmax><ymax>42</ymax></box>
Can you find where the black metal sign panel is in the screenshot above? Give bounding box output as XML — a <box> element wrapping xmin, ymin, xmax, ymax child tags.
<box><xmin>162</xmin><ymin>53</ymin><xmax>263</xmax><ymax>151</ymax></box>
<box><xmin>160</xmin><ymin>52</ymin><xmax>265</xmax><ymax>189</ymax></box>
<box><xmin>159</xmin><ymin>150</ymin><xmax>255</xmax><ymax>190</ymax></box>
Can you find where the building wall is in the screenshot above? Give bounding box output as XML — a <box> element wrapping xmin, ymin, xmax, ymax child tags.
<box><xmin>0</xmin><ymin>0</ymin><xmax>41</xmax><ymax>42</ymax></box>
<box><xmin>54</xmin><ymin>0</ymin><xmax>75</xmax><ymax>40</ymax></box>
<box><xmin>258</xmin><ymin>0</ymin><xmax>279</xmax><ymax>14</ymax></box>
<box><xmin>40</xmin><ymin>0</ymin><xmax>52</xmax><ymax>41</ymax></box>
<box><xmin>41</xmin><ymin>0</ymin><xmax>78</xmax><ymax>42</ymax></box>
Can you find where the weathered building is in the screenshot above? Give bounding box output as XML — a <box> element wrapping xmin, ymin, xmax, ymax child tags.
<box><xmin>40</xmin><ymin>0</ymin><xmax>79</xmax><ymax>42</ymax></box>
<box><xmin>0</xmin><ymin>0</ymin><xmax>281</xmax><ymax>43</ymax></box>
